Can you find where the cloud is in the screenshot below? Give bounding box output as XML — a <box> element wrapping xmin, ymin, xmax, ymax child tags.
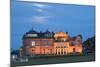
<box><xmin>35</xmin><ymin>9</ymin><xmax>45</xmax><ymax>12</ymax></box>
<box><xmin>33</xmin><ymin>3</ymin><xmax>47</xmax><ymax>8</ymax></box>
<box><xmin>32</xmin><ymin>16</ymin><xmax>50</xmax><ymax>24</ymax></box>
<box><xmin>17</xmin><ymin>0</ymin><xmax>48</xmax><ymax>8</ymax></box>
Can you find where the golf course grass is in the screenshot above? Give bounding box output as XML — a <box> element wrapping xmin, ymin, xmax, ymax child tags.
<box><xmin>11</xmin><ymin>53</ymin><xmax>95</xmax><ymax>67</ymax></box>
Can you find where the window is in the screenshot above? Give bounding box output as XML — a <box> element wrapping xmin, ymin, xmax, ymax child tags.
<box><xmin>45</xmin><ymin>34</ymin><xmax>52</xmax><ymax>37</ymax></box>
<box><xmin>64</xmin><ymin>46</ymin><xmax>67</xmax><ymax>48</ymax></box>
<box><xmin>27</xmin><ymin>34</ymin><xmax>38</xmax><ymax>37</ymax></box>
<box><xmin>61</xmin><ymin>46</ymin><xmax>63</xmax><ymax>48</ymax></box>
<box><xmin>56</xmin><ymin>51</ymin><xmax>57</xmax><ymax>54</ymax></box>
<box><xmin>58</xmin><ymin>52</ymin><xmax>60</xmax><ymax>54</ymax></box>
<box><xmin>56</xmin><ymin>46</ymin><xmax>60</xmax><ymax>48</ymax></box>
<box><xmin>73</xmin><ymin>48</ymin><xmax>75</xmax><ymax>52</ymax></box>
<box><xmin>31</xmin><ymin>41</ymin><xmax>35</xmax><ymax>46</ymax></box>
<box><xmin>56</xmin><ymin>49</ymin><xmax>57</xmax><ymax>54</ymax></box>
<box><xmin>64</xmin><ymin>38</ymin><xmax>66</xmax><ymax>41</ymax></box>
<box><xmin>58</xmin><ymin>46</ymin><xmax>60</xmax><ymax>48</ymax></box>
<box><xmin>32</xmin><ymin>50</ymin><xmax>34</xmax><ymax>51</ymax></box>
<box><xmin>64</xmin><ymin>51</ymin><xmax>66</xmax><ymax>55</ymax></box>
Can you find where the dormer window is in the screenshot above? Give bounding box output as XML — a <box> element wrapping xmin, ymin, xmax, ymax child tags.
<box><xmin>27</xmin><ymin>34</ymin><xmax>38</xmax><ymax>37</ymax></box>
<box><xmin>45</xmin><ymin>34</ymin><xmax>52</xmax><ymax>37</ymax></box>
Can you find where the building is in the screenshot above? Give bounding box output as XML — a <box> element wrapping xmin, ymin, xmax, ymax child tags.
<box><xmin>20</xmin><ymin>29</ymin><xmax>83</xmax><ymax>57</ymax></box>
<box><xmin>53</xmin><ymin>32</ymin><xmax>70</xmax><ymax>55</ymax></box>
<box><xmin>53</xmin><ymin>32</ymin><xmax>82</xmax><ymax>55</ymax></box>
<box><xmin>69</xmin><ymin>35</ymin><xmax>83</xmax><ymax>54</ymax></box>
<box><xmin>22</xmin><ymin>29</ymin><xmax>54</xmax><ymax>56</ymax></box>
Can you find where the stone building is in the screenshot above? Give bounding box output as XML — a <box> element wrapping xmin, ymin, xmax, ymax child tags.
<box><xmin>22</xmin><ymin>29</ymin><xmax>54</xmax><ymax>56</ymax></box>
<box><xmin>20</xmin><ymin>29</ymin><xmax>83</xmax><ymax>57</ymax></box>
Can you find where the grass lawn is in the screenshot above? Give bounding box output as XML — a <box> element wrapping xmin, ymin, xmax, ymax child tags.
<box><xmin>11</xmin><ymin>53</ymin><xmax>95</xmax><ymax>67</ymax></box>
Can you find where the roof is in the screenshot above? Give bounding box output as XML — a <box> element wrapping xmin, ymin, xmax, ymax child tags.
<box><xmin>54</xmin><ymin>32</ymin><xmax>69</xmax><ymax>38</ymax></box>
<box><xmin>26</xmin><ymin>29</ymin><xmax>38</xmax><ymax>34</ymax></box>
<box><xmin>44</xmin><ymin>30</ymin><xmax>51</xmax><ymax>34</ymax></box>
<box><xmin>23</xmin><ymin>29</ymin><xmax>54</xmax><ymax>39</ymax></box>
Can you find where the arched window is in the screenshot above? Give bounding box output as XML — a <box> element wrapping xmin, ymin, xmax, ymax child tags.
<box><xmin>73</xmin><ymin>48</ymin><xmax>75</xmax><ymax>53</ymax></box>
<box><xmin>50</xmin><ymin>49</ymin><xmax>52</xmax><ymax>54</ymax></box>
<box><xmin>61</xmin><ymin>49</ymin><xmax>63</xmax><ymax>55</ymax></box>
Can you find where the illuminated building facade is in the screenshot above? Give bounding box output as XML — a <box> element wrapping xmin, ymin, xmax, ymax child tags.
<box><xmin>22</xmin><ymin>29</ymin><xmax>54</xmax><ymax>56</ymax></box>
<box><xmin>20</xmin><ymin>29</ymin><xmax>83</xmax><ymax>57</ymax></box>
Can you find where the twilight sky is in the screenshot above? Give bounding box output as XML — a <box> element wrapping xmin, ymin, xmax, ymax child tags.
<box><xmin>11</xmin><ymin>0</ymin><xmax>95</xmax><ymax>50</ymax></box>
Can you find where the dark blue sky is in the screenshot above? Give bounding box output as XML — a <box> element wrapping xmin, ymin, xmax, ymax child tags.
<box><xmin>11</xmin><ymin>0</ymin><xmax>95</xmax><ymax>50</ymax></box>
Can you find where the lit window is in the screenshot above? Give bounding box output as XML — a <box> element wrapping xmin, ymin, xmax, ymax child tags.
<box><xmin>64</xmin><ymin>38</ymin><xmax>66</xmax><ymax>41</ymax></box>
<box><xmin>31</xmin><ymin>41</ymin><xmax>35</xmax><ymax>46</ymax></box>
<box><xmin>27</xmin><ymin>34</ymin><xmax>38</xmax><ymax>37</ymax></box>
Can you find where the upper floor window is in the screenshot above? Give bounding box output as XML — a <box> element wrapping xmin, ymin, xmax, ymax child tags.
<box><xmin>27</xmin><ymin>34</ymin><xmax>38</xmax><ymax>37</ymax></box>
<box><xmin>64</xmin><ymin>46</ymin><xmax>67</xmax><ymax>48</ymax></box>
<box><xmin>45</xmin><ymin>34</ymin><xmax>52</xmax><ymax>37</ymax></box>
<box><xmin>31</xmin><ymin>41</ymin><xmax>35</xmax><ymax>46</ymax></box>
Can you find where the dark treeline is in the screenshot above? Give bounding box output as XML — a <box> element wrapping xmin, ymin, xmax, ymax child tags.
<box><xmin>83</xmin><ymin>36</ymin><xmax>95</xmax><ymax>54</ymax></box>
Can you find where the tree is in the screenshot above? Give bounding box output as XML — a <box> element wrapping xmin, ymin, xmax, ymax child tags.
<box><xmin>83</xmin><ymin>36</ymin><xmax>95</xmax><ymax>54</ymax></box>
